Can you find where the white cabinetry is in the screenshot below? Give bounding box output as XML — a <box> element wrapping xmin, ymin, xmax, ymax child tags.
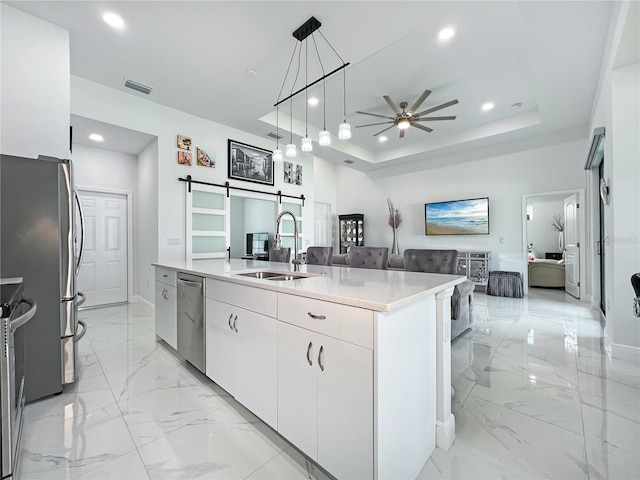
<box><xmin>277</xmin><ymin>294</ymin><xmax>373</xmax><ymax>480</ymax></box>
<box><xmin>154</xmin><ymin>268</ymin><xmax>177</xmax><ymax>349</ymax></box>
<box><xmin>205</xmin><ymin>279</ymin><xmax>277</xmax><ymax>428</ymax></box>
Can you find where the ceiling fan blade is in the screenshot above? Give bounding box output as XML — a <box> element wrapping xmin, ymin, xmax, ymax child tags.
<box><xmin>414</xmin><ymin>116</ymin><xmax>457</xmax><ymax>121</ymax></box>
<box><xmin>373</xmin><ymin>125</ymin><xmax>396</xmax><ymax>136</ymax></box>
<box><xmin>399</xmin><ymin>129</ymin><xmax>406</xmax><ymax>139</ymax></box>
<box><xmin>415</xmin><ymin>99</ymin><xmax>459</xmax><ymax>117</ymax></box>
<box><xmin>356</xmin><ymin>111</ymin><xmax>396</xmax><ymax>120</ymax></box>
<box><xmin>413</xmin><ymin>123</ymin><xmax>434</xmax><ymax>133</ymax></box>
<box><xmin>383</xmin><ymin>95</ymin><xmax>402</xmax><ymax>115</ymax></box>
<box><xmin>408</xmin><ymin>90</ymin><xmax>432</xmax><ymax>114</ymax></box>
<box><xmin>356</xmin><ymin>121</ymin><xmax>394</xmax><ymax>128</ymax></box>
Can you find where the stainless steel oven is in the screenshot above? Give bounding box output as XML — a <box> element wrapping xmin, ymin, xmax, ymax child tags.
<box><xmin>1</xmin><ymin>278</ymin><xmax>37</xmax><ymax>480</ymax></box>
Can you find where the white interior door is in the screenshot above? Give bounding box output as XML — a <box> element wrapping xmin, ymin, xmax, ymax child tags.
<box><xmin>564</xmin><ymin>193</ymin><xmax>580</xmax><ymax>298</ymax></box>
<box><xmin>314</xmin><ymin>201</ymin><xmax>332</xmax><ymax>247</ymax></box>
<box><xmin>77</xmin><ymin>191</ymin><xmax>128</xmax><ymax>307</ymax></box>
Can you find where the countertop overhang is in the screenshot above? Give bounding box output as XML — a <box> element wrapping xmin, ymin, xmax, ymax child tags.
<box><xmin>153</xmin><ymin>259</ymin><xmax>465</xmax><ymax>312</ymax></box>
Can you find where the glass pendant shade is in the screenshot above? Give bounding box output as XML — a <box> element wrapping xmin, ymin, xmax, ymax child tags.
<box><xmin>285</xmin><ymin>143</ymin><xmax>297</xmax><ymax>157</ymax></box>
<box><xmin>338</xmin><ymin>122</ymin><xmax>351</xmax><ymax>140</ymax></box>
<box><xmin>273</xmin><ymin>148</ymin><xmax>283</xmax><ymax>162</ymax></box>
<box><xmin>301</xmin><ymin>137</ymin><xmax>313</xmax><ymax>152</ymax></box>
<box><xmin>319</xmin><ymin>130</ymin><xmax>331</xmax><ymax>146</ymax></box>
<box><xmin>398</xmin><ymin>118</ymin><xmax>411</xmax><ymax>129</ymax></box>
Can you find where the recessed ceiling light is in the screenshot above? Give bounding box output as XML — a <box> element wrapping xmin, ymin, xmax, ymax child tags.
<box><xmin>89</xmin><ymin>133</ymin><xmax>104</xmax><ymax>142</ymax></box>
<box><xmin>245</xmin><ymin>69</ymin><xmax>258</xmax><ymax>77</ymax></box>
<box><xmin>102</xmin><ymin>12</ymin><xmax>125</xmax><ymax>30</ymax></box>
<box><xmin>379</xmin><ymin>135</ymin><xmax>388</xmax><ymax>142</ymax></box>
<box><xmin>482</xmin><ymin>102</ymin><xmax>495</xmax><ymax>111</ymax></box>
<box><xmin>438</xmin><ymin>27</ymin><xmax>455</xmax><ymax>41</ymax></box>
<box><xmin>511</xmin><ymin>102</ymin><xmax>522</xmax><ymax>109</ymax></box>
<box><xmin>308</xmin><ymin>97</ymin><xmax>319</xmax><ymax>106</ymax></box>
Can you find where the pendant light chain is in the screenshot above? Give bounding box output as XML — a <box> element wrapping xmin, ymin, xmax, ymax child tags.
<box><xmin>286</xmin><ymin>43</ymin><xmax>303</xmax><ymax>157</ymax></box>
<box><xmin>274</xmin><ymin>43</ymin><xmax>299</xmax><ymax>162</ymax></box>
<box><xmin>312</xmin><ymin>34</ymin><xmax>330</xmax><ymax>146</ymax></box>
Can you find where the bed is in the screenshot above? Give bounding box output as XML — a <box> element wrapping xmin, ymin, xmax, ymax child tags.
<box><xmin>528</xmin><ymin>259</ymin><xmax>565</xmax><ymax>288</ymax></box>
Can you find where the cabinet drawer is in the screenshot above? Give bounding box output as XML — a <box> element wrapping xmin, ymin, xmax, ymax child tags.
<box><xmin>205</xmin><ymin>278</ymin><xmax>277</xmax><ymax>318</ymax></box>
<box><xmin>155</xmin><ymin>267</ymin><xmax>176</xmax><ymax>286</ymax></box>
<box><xmin>278</xmin><ymin>294</ymin><xmax>373</xmax><ymax>349</ymax></box>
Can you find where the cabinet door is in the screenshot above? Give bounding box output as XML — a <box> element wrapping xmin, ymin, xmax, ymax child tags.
<box><xmin>205</xmin><ymin>298</ymin><xmax>236</xmax><ymax>393</ymax></box>
<box><xmin>154</xmin><ymin>281</ymin><xmax>177</xmax><ymax>349</ymax></box>
<box><xmin>234</xmin><ymin>308</ymin><xmax>277</xmax><ymax>428</ymax></box>
<box><xmin>277</xmin><ymin>321</ymin><xmax>318</xmax><ymax>460</ymax></box>
<box><xmin>317</xmin><ymin>335</ymin><xmax>373</xmax><ymax>480</ymax></box>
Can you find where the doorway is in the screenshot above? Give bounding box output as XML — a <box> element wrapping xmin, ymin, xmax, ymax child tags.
<box><xmin>77</xmin><ymin>189</ymin><xmax>131</xmax><ymax>308</ymax></box>
<box><xmin>522</xmin><ymin>189</ymin><xmax>584</xmax><ymax>297</ymax></box>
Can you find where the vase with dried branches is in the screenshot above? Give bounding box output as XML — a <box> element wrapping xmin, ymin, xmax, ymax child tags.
<box><xmin>551</xmin><ymin>213</ymin><xmax>565</xmax><ymax>252</ymax></box>
<box><xmin>387</xmin><ymin>198</ymin><xmax>402</xmax><ymax>255</ymax></box>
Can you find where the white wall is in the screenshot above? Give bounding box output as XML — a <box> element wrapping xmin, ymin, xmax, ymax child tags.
<box><xmin>137</xmin><ymin>139</ymin><xmax>158</xmax><ymax>305</ymax></box>
<box><xmin>526</xmin><ymin>197</ymin><xmax>565</xmax><ymax>256</ymax></box>
<box><xmin>335</xmin><ymin>139</ymin><xmax>587</xmax><ymax>275</ymax></box>
<box><xmin>587</xmin><ymin>1</ymin><xmax>640</xmax><ymax>354</ymax></box>
<box><xmin>72</xmin><ymin>144</ymin><xmax>138</xmax><ymax>193</ymax></box>
<box><xmin>71</xmin><ymin>76</ymin><xmax>315</xmax><ymax>265</ymax></box>
<box><xmin>611</xmin><ymin>63</ymin><xmax>640</xmax><ymax>349</ymax></box>
<box><xmin>0</xmin><ymin>4</ymin><xmax>69</xmax><ymax>159</ymax></box>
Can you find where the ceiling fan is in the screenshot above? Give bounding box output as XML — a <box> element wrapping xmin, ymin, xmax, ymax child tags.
<box><xmin>356</xmin><ymin>89</ymin><xmax>459</xmax><ymax>138</ymax></box>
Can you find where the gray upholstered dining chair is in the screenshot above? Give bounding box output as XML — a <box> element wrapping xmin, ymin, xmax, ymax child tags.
<box><xmin>306</xmin><ymin>246</ymin><xmax>334</xmax><ymax>266</ymax></box>
<box><xmin>269</xmin><ymin>247</ymin><xmax>291</xmax><ymax>263</ymax></box>
<box><xmin>347</xmin><ymin>246</ymin><xmax>389</xmax><ymax>270</ymax></box>
<box><xmin>403</xmin><ymin>249</ymin><xmax>474</xmax><ymax>340</ymax></box>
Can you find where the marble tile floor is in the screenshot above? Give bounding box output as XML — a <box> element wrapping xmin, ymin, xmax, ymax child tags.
<box><xmin>17</xmin><ymin>289</ymin><xmax>639</xmax><ymax>479</ymax></box>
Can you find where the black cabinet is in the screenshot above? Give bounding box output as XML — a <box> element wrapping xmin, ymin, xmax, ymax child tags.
<box><xmin>339</xmin><ymin>214</ymin><xmax>364</xmax><ymax>254</ymax></box>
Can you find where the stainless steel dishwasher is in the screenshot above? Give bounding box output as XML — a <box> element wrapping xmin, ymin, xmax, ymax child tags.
<box><xmin>176</xmin><ymin>273</ymin><xmax>205</xmax><ymax>373</ymax></box>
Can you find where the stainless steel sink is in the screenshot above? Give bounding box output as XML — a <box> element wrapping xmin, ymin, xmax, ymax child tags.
<box><xmin>265</xmin><ymin>274</ymin><xmax>308</xmax><ymax>281</ymax></box>
<box><xmin>235</xmin><ymin>270</ymin><xmax>317</xmax><ymax>281</ymax></box>
<box><xmin>236</xmin><ymin>271</ymin><xmax>288</xmax><ymax>279</ymax></box>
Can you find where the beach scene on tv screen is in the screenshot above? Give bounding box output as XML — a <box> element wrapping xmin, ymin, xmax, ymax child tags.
<box><xmin>426</xmin><ymin>198</ymin><xmax>489</xmax><ymax>235</ymax></box>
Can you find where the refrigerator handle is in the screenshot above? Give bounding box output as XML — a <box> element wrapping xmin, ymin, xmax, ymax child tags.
<box><xmin>74</xmin><ymin>190</ymin><xmax>85</xmax><ymax>276</ymax></box>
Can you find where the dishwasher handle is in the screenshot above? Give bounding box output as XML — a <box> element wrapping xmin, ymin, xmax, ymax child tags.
<box><xmin>177</xmin><ymin>279</ymin><xmax>203</xmax><ymax>288</ymax></box>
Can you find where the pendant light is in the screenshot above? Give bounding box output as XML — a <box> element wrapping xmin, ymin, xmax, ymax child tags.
<box><xmin>274</xmin><ymin>17</ymin><xmax>350</xmax><ymax>156</ymax></box>
<box><xmin>338</xmin><ymin>66</ymin><xmax>351</xmax><ymax>140</ymax></box>
<box><xmin>301</xmin><ymin>40</ymin><xmax>312</xmax><ymax>152</ymax></box>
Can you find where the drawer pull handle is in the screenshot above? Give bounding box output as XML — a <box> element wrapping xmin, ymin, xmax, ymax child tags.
<box><xmin>306</xmin><ymin>342</ymin><xmax>313</xmax><ymax>366</ymax></box>
<box><xmin>318</xmin><ymin>346</ymin><xmax>325</xmax><ymax>371</ymax></box>
<box><xmin>228</xmin><ymin>314</ymin><xmax>234</xmax><ymax>331</ymax></box>
<box><xmin>307</xmin><ymin>312</ymin><xmax>326</xmax><ymax>320</ymax></box>
<box><xmin>233</xmin><ymin>315</ymin><xmax>238</xmax><ymax>333</ymax></box>
<box><xmin>162</xmin><ymin>288</ymin><xmax>168</xmax><ymax>300</ymax></box>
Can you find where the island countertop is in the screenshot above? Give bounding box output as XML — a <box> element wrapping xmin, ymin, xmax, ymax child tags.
<box><xmin>153</xmin><ymin>258</ymin><xmax>465</xmax><ymax>312</ymax></box>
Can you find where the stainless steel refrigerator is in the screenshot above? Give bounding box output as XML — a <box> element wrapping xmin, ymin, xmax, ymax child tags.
<box><xmin>0</xmin><ymin>154</ymin><xmax>86</xmax><ymax>402</ymax></box>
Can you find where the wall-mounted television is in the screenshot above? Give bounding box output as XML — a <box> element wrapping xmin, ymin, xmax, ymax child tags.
<box><xmin>425</xmin><ymin>197</ymin><xmax>490</xmax><ymax>235</ymax></box>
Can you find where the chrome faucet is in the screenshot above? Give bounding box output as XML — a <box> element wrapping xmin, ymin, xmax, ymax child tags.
<box><xmin>275</xmin><ymin>210</ymin><xmax>301</xmax><ymax>271</ymax></box>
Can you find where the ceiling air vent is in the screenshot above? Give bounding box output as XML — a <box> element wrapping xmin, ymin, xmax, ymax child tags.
<box><xmin>267</xmin><ymin>131</ymin><xmax>283</xmax><ymax>140</ymax></box>
<box><xmin>123</xmin><ymin>78</ymin><xmax>153</xmax><ymax>95</ymax></box>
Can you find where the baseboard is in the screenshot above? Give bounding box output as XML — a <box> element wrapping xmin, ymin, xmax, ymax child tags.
<box><xmin>612</xmin><ymin>342</ymin><xmax>640</xmax><ymax>364</ymax></box>
<box><xmin>132</xmin><ymin>295</ymin><xmax>155</xmax><ymax>310</ymax></box>
<box><xmin>436</xmin><ymin>414</ymin><xmax>456</xmax><ymax>451</ymax></box>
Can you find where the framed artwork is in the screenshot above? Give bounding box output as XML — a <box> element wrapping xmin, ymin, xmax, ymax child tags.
<box><xmin>197</xmin><ymin>147</ymin><xmax>215</xmax><ymax>167</ymax></box>
<box><xmin>178</xmin><ymin>151</ymin><xmax>192</xmax><ymax>165</ymax></box>
<box><xmin>228</xmin><ymin>139</ymin><xmax>274</xmax><ymax>186</ymax></box>
<box><xmin>177</xmin><ymin>135</ymin><xmax>192</xmax><ymax>150</ymax></box>
<box><xmin>283</xmin><ymin>161</ymin><xmax>302</xmax><ymax>185</ymax></box>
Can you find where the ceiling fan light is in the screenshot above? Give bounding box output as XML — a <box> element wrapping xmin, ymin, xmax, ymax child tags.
<box><xmin>301</xmin><ymin>137</ymin><xmax>313</xmax><ymax>152</ymax></box>
<box><xmin>285</xmin><ymin>143</ymin><xmax>297</xmax><ymax>157</ymax></box>
<box><xmin>398</xmin><ymin>118</ymin><xmax>411</xmax><ymax>129</ymax></box>
<box><xmin>319</xmin><ymin>130</ymin><xmax>331</xmax><ymax>146</ymax></box>
<box><xmin>339</xmin><ymin>122</ymin><xmax>351</xmax><ymax>140</ymax></box>
<box><xmin>273</xmin><ymin>149</ymin><xmax>283</xmax><ymax>162</ymax></box>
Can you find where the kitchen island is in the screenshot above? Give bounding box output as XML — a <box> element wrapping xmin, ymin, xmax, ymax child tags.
<box><xmin>154</xmin><ymin>259</ymin><xmax>464</xmax><ymax>480</ymax></box>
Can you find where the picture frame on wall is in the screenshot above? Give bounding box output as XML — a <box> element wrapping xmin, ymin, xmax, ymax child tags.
<box><xmin>228</xmin><ymin>139</ymin><xmax>274</xmax><ymax>186</ymax></box>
